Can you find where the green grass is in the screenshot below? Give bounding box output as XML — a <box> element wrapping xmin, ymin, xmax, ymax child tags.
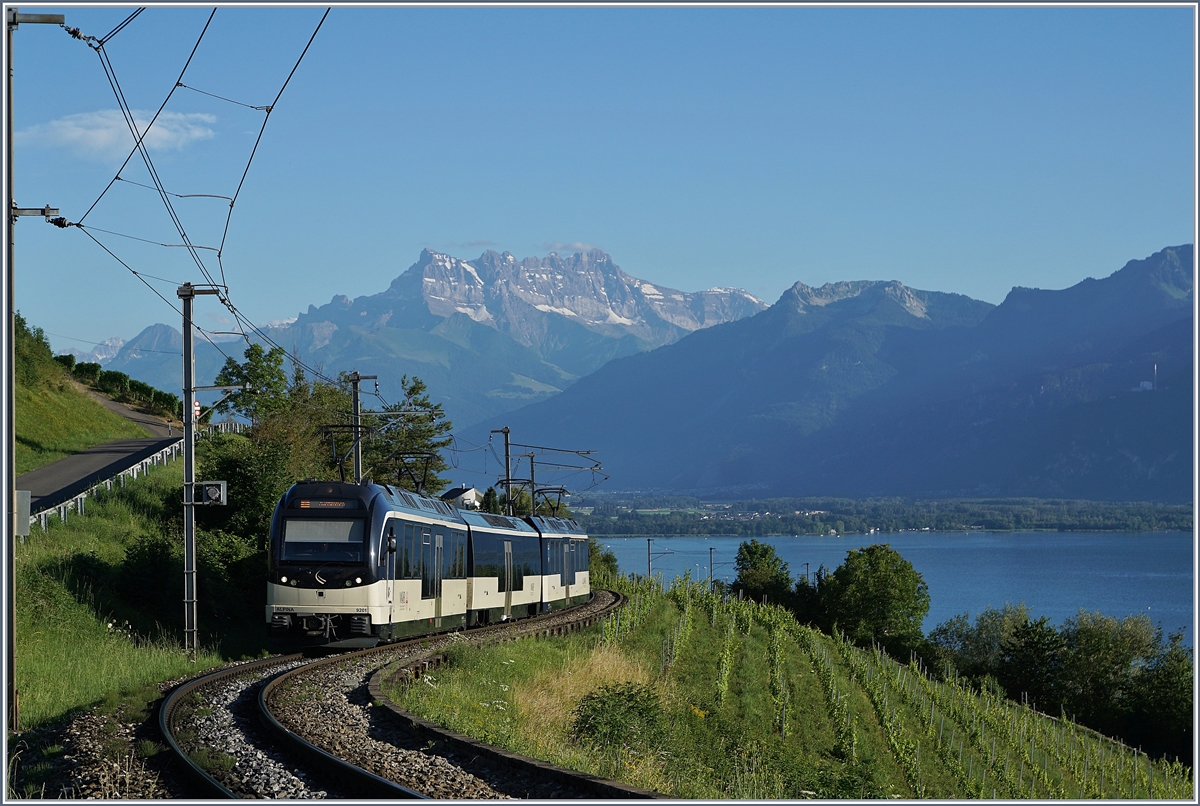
<box><xmin>15</xmin><ymin>381</ymin><xmax>150</xmax><ymax>474</ymax></box>
<box><xmin>12</xmin><ymin>462</ymin><xmax>267</xmax><ymax>733</ymax></box>
<box><xmin>382</xmin><ymin>576</ymin><xmax>1193</xmax><ymax>799</ymax></box>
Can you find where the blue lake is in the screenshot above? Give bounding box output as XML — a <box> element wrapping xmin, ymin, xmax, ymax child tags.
<box><xmin>598</xmin><ymin>532</ymin><xmax>1195</xmax><ymax>646</ymax></box>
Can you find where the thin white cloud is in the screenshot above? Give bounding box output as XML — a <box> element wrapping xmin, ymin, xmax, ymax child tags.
<box><xmin>542</xmin><ymin>241</ymin><xmax>601</xmax><ymax>254</ymax></box>
<box><xmin>17</xmin><ymin>109</ymin><xmax>216</xmax><ymax>161</ymax></box>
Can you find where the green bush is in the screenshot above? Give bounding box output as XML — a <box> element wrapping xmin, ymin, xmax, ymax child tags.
<box><xmin>571</xmin><ymin>681</ymin><xmax>663</xmax><ymax>750</ymax></box>
<box><xmin>97</xmin><ymin>369</ymin><xmax>131</xmax><ymax>397</ymax></box>
<box><xmin>73</xmin><ymin>362</ymin><xmax>102</xmax><ymax>385</ymax></box>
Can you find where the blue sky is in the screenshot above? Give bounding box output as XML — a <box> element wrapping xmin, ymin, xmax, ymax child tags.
<box><xmin>8</xmin><ymin>4</ymin><xmax>1196</xmax><ymax>355</ymax></box>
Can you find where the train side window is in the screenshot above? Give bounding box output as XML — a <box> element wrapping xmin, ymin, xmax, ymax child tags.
<box><xmin>403</xmin><ymin>524</ymin><xmax>420</xmax><ymax>579</ymax></box>
<box><xmin>448</xmin><ymin>530</ymin><xmax>466</xmax><ymax>578</ymax></box>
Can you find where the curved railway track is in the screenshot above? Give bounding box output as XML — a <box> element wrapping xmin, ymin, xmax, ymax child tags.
<box><xmin>159</xmin><ymin>590</ymin><xmax>648</xmax><ymax>799</ymax></box>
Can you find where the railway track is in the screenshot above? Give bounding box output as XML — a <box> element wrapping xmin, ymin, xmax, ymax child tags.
<box><xmin>159</xmin><ymin>590</ymin><xmax>649</xmax><ymax>799</ymax></box>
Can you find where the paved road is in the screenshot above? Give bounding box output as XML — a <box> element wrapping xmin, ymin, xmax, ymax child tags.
<box><xmin>15</xmin><ymin>437</ymin><xmax>182</xmax><ymax>513</ymax></box>
<box><xmin>15</xmin><ymin>388</ymin><xmax>182</xmax><ymax>513</ymax></box>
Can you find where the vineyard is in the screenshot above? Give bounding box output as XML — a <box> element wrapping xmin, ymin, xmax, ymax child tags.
<box><xmin>390</xmin><ymin>575</ymin><xmax>1194</xmax><ymax>799</ymax></box>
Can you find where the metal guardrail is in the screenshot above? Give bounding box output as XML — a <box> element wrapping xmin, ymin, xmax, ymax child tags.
<box><xmin>23</xmin><ymin>421</ymin><xmax>247</xmax><ymax>532</ymax></box>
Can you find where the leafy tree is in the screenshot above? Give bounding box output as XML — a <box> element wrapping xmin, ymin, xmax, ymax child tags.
<box><xmin>792</xmin><ymin>565</ymin><xmax>830</xmax><ymax>628</ymax></box>
<box><xmin>996</xmin><ymin>616</ymin><xmax>1067</xmax><ymax>714</ymax></box>
<box><xmin>732</xmin><ymin>539</ymin><xmax>793</xmax><ymax>605</ymax></box>
<box><xmin>213</xmin><ymin>343</ymin><xmax>289</xmax><ymax>422</ymax></box>
<box><xmin>822</xmin><ymin>543</ymin><xmax>929</xmax><ymax>652</ymax></box>
<box><xmin>500</xmin><ymin>488</ymin><xmax>534</xmax><ymax>516</ymax></box>
<box><xmin>481</xmin><ymin>487</ymin><xmax>501</xmax><ymax>514</ymax></box>
<box><xmin>928</xmin><ymin>602</ymin><xmax>1031</xmax><ymax>679</ymax></box>
<box><xmin>98</xmin><ymin>369</ymin><xmax>132</xmax><ymax>397</ymax></box>
<box><xmin>197</xmin><ymin>432</ymin><xmax>292</xmax><ymax>550</ymax></box>
<box><xmin>14</xmin><ymin>311</ymin><xmax>56</xmax><ymax>387</ymax></box>
<box><xmin>73</xmin><ymin>362</ymin><xmax>102</xmax><ymax>385</ymax></box>
<box><xmin>53</xmin><ymin>353</ymin><xmax>75</xmax><ymax>372</ymax></box>
<box><xmin>588</xmin><ymin>538</ymin><xmax>619</xmax><ymax>588</ymax></box>
<box><xmin>361</xmin><ymin>375</ymin><xmax>453</xmax><ymax>494</ymax></box>
<box><xmin>1125</xmin><ymin>630</ymin><xmax>1193</xmax><ymax>763</ymax></box>
<box><xmin>1059</xmin><ymin>610</ymin><xmax>1157</xmax><ymax>727</ymax></box>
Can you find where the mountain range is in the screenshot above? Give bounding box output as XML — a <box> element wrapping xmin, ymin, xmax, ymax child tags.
<box><xmin>102</xmin><ymin>248</ymin><xmax>766</xmax><ymax>426</ymax></box>
<box><xmin>464</xmin><ymin>244</ymin><xmax>1193</xmax><ymax>503</ymax></box>
<box><xmin>99</xmin><ymin>242</ymin><xmax>1193</xmax><ymax>502</ymax></box>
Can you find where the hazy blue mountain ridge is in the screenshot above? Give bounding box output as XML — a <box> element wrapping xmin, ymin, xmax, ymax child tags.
<box><xmin>465</xmin><ymin>245</ymin><xmax>1193</xmax><ymax>502</ymax></box>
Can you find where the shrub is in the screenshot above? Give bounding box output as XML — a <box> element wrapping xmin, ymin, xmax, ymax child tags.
<box><xmin>14</xmin><ymin>312</ymin><xmax>58</xmax><ymax>387</ymax></box>
<box><xmin>570</xmin><ymin>681</ymin><xmax>663</xmax><ymax>750</ymax></box>
<box><xmin>74</xmin><ymin>362</ymin><xmax>102</xmax><ymax>385</ymax></box>
<box><xmin>97</xmin><ymin>370</ymin><xmax>131</xmax><ymax>397</ymax></box>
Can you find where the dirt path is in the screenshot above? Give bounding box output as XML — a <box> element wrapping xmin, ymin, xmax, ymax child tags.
<box><xmin>74</xmin><ymin>380</ymin><xmax>179</xmax><ymax>438</ymax></box>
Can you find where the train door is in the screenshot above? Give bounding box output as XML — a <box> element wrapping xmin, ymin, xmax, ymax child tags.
<box><xmin>421</xmin><ymin>528</ymin><xmax>433</xmax><ymax>600</ymax></box>
<box><xmin>563</xmin><ymin>540</ymin><xmax>571</xmax><ymax>601</ymax></box>
<box><xmin>384</xmin><ymin>525</ymin><xmax>395</xmax><ymax>629</ymax></box>
<box><xmin>434</xmin><ymin>533</ymin><xmax>444</xmax><ymax>626</ymax></box>
<box><xmin>503</xmin><ymin>540</ymin><xmax>513</xmax><ymax>619</ymax></box>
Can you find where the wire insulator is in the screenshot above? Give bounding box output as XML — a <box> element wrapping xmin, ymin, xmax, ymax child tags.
<box><xmin>49</xmin><ymin>217</ymin><xmax>72</xmax><ymax>229</ymax></box>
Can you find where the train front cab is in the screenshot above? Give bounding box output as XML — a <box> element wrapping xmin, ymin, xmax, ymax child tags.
<box><xmin>527</xmin><ymin>515</ymin><xmax>591</xmax><ymax>612</ymax></box>
<box><xmin>458</xmin><ymin>511</ymin><xmax>542</xmax><ymax>625</ymax></box>
<box><xmin>266</xmin><ymin>482</ymin><xmax>390</xmax><ymax>648</ymax></box>
<box><xmin>266</xmin><ymin>482</ymin><xmax>470</xmax><ymax>647</ymax></box>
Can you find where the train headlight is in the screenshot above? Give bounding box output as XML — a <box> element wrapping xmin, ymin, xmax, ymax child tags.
<box><xmin>355</xmin><ymin>577</ymin><xmax>362</xmax><ymax>584</ymax></box>
<box><xmin>289</xmin><ymin>579</ymin><xmax>298</xmax><ymax>586</ymax></box>
<box><xmin>345</xmin><ymin>580</ymin><xmax>351</xmax><ymax>587</ymax></box>
<box><xmin>280</xmin><ymin>576</ymin><xmax>288</xmax><ymax>584</ymax></box>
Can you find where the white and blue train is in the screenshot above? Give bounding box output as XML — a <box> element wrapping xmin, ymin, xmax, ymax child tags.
<box><xmin>265</xmin><ymin>481</ymin><xmax>591</xmax><ymax>648</ymax></box>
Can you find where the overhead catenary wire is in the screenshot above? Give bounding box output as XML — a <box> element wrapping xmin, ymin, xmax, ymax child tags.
<box><xmin>74</xmin><ymin>8</ymin><xmax>216</xmax><ymax>225</ymax></box>
<box><xmin>43</xmin><ymin>331</ymin><xmax>179</xmax><ymax>356</ymax></box>
<box><xmin>74</xmin><ymin>228</ymin><xmax>237</xmax><ymax>365</ymax></box>
<box><xmin>66</xmin><ymin>7</ymin><xmax>334</xmax><ymax>386</ymax></box>
<box><xmin>92</xmin><ymin>43</ymin><xmax>223</xmax><ymax>291</ymax></box>
<box><xmin>216</xmin><ymin>8</ymin><xmax>331</xmax><ymax>263</ymax></box>
<box><xmin>98</xmin><ymin>7</ymin><xmax>145</xmax><ymax>46</ymax></box>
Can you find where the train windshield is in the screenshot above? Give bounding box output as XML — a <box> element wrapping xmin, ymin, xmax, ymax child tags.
<box><xmin>281</xmin><ymin>519</ymin><xmax>366</xmax><ymax>563</ymax></box>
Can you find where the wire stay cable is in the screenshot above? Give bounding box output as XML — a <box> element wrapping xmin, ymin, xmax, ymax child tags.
<box><xmin>115</xmin><ymin>176</ymin><xmax>232</xmax><ymax>201</ymax></box>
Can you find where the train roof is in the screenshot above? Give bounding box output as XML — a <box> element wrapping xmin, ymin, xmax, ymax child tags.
<box><xmin>456</xmin><ymin>509</ymin><xmax>538</xmax><ymax>535</ymax></box>
<box><xmin>526</xmin><ymin>515</ymin><xmax>587</xmax><ymax>537</ymax></box>
<box><xmin>283</xmin><ymin>482</ymin><xmax>464</xmax><ymax>523</ymax></box>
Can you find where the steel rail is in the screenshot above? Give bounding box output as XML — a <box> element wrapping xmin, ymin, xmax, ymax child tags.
<box><xmin>158</xmin><ymin>652</ymin><xmax>304</xmax><ymax>798</ymax></box>
<box><xmin>160</xmin><ymin>591</ymin><xmax>621</xmax><ymax>798</ymax></box>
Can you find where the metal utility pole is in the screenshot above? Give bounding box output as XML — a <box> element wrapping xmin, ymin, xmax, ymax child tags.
<box><xmin>523</xmin><ymin>452</ymin><xmax>536</xmax><ymax>516</ymax></box>
<box><xmin>347</xmin><ymin>371</ymin><xmax>376</xmax><ymax>484</ymax></box>
<box><xmin>709</xmin><ymin>546</ymin><xmax>714</xmax><ymax>589</ymax></box>
<box><xmin>178</xmin><ymin>283</ymin><xmax>220</xmax><ymax>658</ymax></box>
<box><xmin>6</xmin><ymin>6</ymin><xmax>65</xmax><ymax>734</ymax></box>
<box><xmin>490</xmin><ymin>427</ymin><xmax>511</xmax><ymax>515</ymax></box>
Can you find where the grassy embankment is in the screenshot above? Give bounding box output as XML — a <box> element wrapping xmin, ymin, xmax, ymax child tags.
<box><xmin>15</xmin><ymin>381</ymin><xmax>151</xmax><ymax>474</ymax></box>
<box><xmin>385</xmin><ymin>576</ymin><xmax>1193</xmax><ymax>799</ymax></box>
<box><xmin>10</xmin><ymin>458</ymin><xmax>272</xmax><ymax>796</ymax></box>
